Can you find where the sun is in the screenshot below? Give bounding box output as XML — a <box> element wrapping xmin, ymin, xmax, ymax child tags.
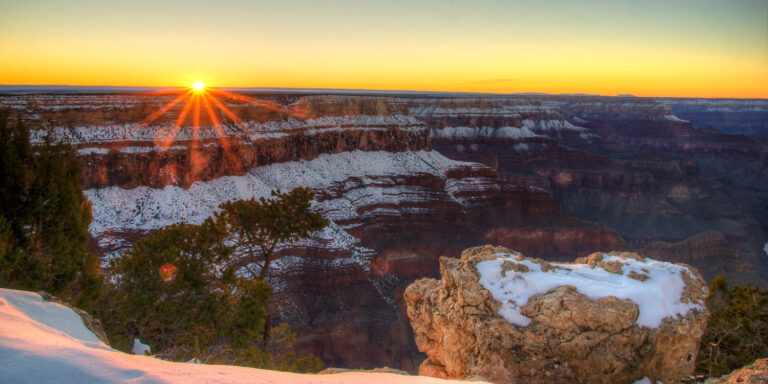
<box><xmin>192</xmin><ymin>81</ymin><xmax>205</xmax><ymax>91</ymax></box>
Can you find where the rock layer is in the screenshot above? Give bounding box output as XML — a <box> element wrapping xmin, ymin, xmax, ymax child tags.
<box><xmin>410</xmin><ymin>96</ymin><xmax>768</xmax><ymax>286</ymax></box>
<box><xmin>3</xmin><ymin>92</ymin><xmax>758</xmax><ymax>372</ymax></box>
<box><xmin>6</xmin><ymin>93</ymin><xmax>625</xmax><ymax>370</ymax></box>
<box><xmin>405</xmin><ymin>245</ymin><xmax>710</xmax><ymax>384</ymax></box>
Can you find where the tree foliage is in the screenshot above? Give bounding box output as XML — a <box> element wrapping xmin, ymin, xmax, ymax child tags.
<box><xmin>215</xmin><ymin>187</ymin><xmax>328</xmax><ymax>348</ymax></box>
<box><xmin>696</xmin><ymin>275</ymin><xmax>768</xmax><ymax>377</ymax></box>
<box><xmin>0</xmin><ymin>109</ymin><xmax>99</xmax><ymax>309</ymax></box>
<box><xmin>99</xmin><ymin>187</ymin><xmax>327</xmax><ymax>372</ymax></box>
<box><xmin>98</xmin><ymin>220</ymin><xmax>256</xmax><ymax>356</ymax></box>
<box><xmin>216</xmin><ymin>187</ymin><xmax>329</xmax><ymax>280</ymax></box>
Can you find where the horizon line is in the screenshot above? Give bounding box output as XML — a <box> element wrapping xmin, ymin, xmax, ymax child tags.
<box><xmin>0</xmin><ymin>84</ymin><xmax>766</xmax><ymax>101</ymax></box>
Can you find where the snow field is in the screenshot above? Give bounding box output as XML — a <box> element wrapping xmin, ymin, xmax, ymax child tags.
<box><xmin>0</xmin><ymin>288</ymin><xmax>477</xmax><ymax>384</ymax></box>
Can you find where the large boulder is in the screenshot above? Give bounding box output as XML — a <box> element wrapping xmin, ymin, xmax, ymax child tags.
<box><xmin>404</xmin><ymin>245</ymin><xmax>710</xmax><ymax>384</ymax></box>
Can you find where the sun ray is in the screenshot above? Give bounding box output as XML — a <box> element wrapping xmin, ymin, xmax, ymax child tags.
<box><xmin>189</xmin><ymin>93</ymin><xmax>207</xmax><ymax>179</ymax></box>
<box><xmin>207</xmin><ymin>88</ymin><xmax>307</xmax><ymax>119</ymax></box>
<box><xmin>192</xmin><ymin>93</ymin><xmax>201</xmax><ymax>141</ymax></box>
<box><xmin>142</xmin><ymin>90</ymin><xmax>193</xmax><ymax>126</ymax></box>
<box><xmin>142</xmin><ymin>85</ymin><xmax>287</xmax><ymax>182</ymax></box>
<box><xmin>202</xmin><ymin>92</ymin><xmax>244</xmax><ymax>173</ymax></box>
<box><xmin>155</xmin><ymin>92</ymin><xmax>194</xmax><ymax>147</ymax></box>
<box><xmin>205</xmin><ymin>91</ymin><xmax>249</xmax><ymax>130</ymax></box>
<box><xmin>211</xmin><ymin>89</ymin><xmax>285</xmax><ymax>112</ymax></box>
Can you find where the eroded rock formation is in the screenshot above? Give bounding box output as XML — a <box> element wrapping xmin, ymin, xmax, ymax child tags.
<box><xmin>405</xmin><ymin>245</ymin><xmax>710</xmax><ymax>384</ymax></box>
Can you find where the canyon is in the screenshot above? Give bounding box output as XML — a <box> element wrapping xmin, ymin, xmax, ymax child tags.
<box><xmin>0</xmin><ymin>91</ymin><xmax>766</xmax><ymax>371</ymax></box>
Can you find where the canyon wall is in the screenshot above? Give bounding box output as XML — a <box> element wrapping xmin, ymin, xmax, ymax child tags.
<box><xmin>0</xmin><ymin>94</ymin><xmax>624</xmax><ymax>370</ymax></box>
<box><xmin>411</xmin><ymin>95</ymin><xmax>768</xmax><ymax>286</ymax></box>
<box><xmin>658</xmin><ymin>98</ymin><xmax>768</xmax><ymax>136</ymax></box>
<box><xmin>2</xmin><ymin>92</ymin><xmax>765</xmax><ymax>371</ymax></box>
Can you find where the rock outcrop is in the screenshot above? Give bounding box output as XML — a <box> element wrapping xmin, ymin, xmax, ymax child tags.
<box><xmin>405</xmin><ymin>245</ymin><xmax>710</xmax><ymax>384</ymax></box>
<box><xmin>708</xmin><ymin>358</ymin><xmax>768</xmax><ymax>384</ymax></box>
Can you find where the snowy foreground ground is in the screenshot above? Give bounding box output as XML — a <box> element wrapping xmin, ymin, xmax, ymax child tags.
<box><xmin>0</xmin><ymin>288</ymin><xmax>471</xmax><ymax>384</ymax></box>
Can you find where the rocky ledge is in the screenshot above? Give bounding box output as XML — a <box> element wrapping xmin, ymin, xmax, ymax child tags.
<box><xmin>405</xmin><ymin>245</ymin><xmax>710</xmax><ymax>384</ymax></box>
<box><xmin>708</xmin><ymin>358</ymin><xmax>768</xmax><ymax>384</ymax></box>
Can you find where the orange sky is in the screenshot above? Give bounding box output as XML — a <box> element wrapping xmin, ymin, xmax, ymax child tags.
<box><xmin>1</xmin><ymin>0</ymin><xmax>767</xmax><ymax>98</ymax></box>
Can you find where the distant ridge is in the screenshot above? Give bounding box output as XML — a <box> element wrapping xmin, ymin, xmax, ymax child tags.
<box><xmin>0</xmin><ymin>85</ymin><xmax>162</xmax><ymax>94</ymax></box>
<box><xmin>0</xmin><ymin>85</ymin><xmax>616</xmax><ymax>97</ymax></box>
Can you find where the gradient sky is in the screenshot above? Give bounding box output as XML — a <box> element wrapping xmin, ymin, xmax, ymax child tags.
<box><xmin>1</xmin><ymin>0</ymin><xmax>767</xmax><ymax>97</ymax></box>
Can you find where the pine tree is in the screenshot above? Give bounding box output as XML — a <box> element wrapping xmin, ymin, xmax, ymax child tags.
<box><xmin>216</xmin><ymin>187</ymin><xmax>329</xmax><ymax>280</ymax></box>
<box><xmin>0</xmin><ymin>109</ymin><xmax>99</xmax><ymax>309</ymax></box>
<box><xmin>98</xmin><ymin>189</ymin><xmax>326</xmax><ymax>371</ymax></box>
<box><xmin>0</xmin><ymin>109</ymin><xmax>33</xmax><ymax>232</ymax></box>
<box><xmin>215</xmin><ymin>187</ymin><xmax>328</xmax><ymax>346</ymax></box>
<box><xmin>99</xmin><ymin>220</ymin><xmax>271</xmax><ymax>361</ymax></box>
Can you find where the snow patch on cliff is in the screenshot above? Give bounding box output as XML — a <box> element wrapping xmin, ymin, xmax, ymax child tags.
<box><xmin>430</xmin><ymin>119</ymin><xmax>585</xmax><ymax>141</ymax></box>
<box><xmin>521</xmin><ymin>119</ymin><xmax>586</xmax><ymax>132</ymax></box>
<box><xmin>664</xmin><ymin>115</ymin><xmax>689</xmax><ymax>123</ymax></box>
<box><xmin>77</xmin><ymin>147</ymin><xmax>111</xmax><ymax>155</ymax></box>
<box><xmin>431</xmin><ymin>126</ymin><xmax>541</xmax><ymax>140</ymax></box>
<box><xmin>85</xmin><ymin>150</ymin><xmax>473</xmax><ymax>236</ymax></box>
<box><xmin>30</xmin><ymin>114</ymin><xmax>425</xmax><ymax>146</ymax></box>
<box><xmin>476</xmin><ymin>254</ymin><xmax>705</xmax><ymax>328</ymax></box>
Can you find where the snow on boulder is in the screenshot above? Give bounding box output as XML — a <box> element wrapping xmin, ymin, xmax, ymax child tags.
<box><xmin>476</xmin><ymin>252</ymin><xmax>705</xmax><ymax>328</ymax></box>
<box><xmin>0</xmin><ymin>288</ymin><xmax>476</xmax><ymax>384</ymax></box>
<box><xmin>404</xmin><ymin>245</ymin><xmax>710</xmax><ymax>384</ymax></box>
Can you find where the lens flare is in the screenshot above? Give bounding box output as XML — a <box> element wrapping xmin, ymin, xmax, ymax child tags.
<box><xmin>192</xmin><ymin>81</ymin><xmax>205</xmax><ymax>91</ymax></box>
<box><xmin>159</xmin><ymin>264</ymin><xmax>177</xmax><ymax>282</ymax></box>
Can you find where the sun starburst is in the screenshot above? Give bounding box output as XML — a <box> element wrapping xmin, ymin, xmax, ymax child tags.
<box><xmin>139</xmin><ymin>83</ymin><xmax>309</xmax><ymax>182</ymax></box>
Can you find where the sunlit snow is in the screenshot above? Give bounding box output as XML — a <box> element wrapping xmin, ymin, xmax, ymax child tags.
<box><xmin>0</xmin><ymin>288</ymin><xmax>475</xmax><ymax>384</ymax></box>
<box><xmin>476</xmin><ymin>254</ymin><xmax>706</xmax><ymax>328</ymax></box>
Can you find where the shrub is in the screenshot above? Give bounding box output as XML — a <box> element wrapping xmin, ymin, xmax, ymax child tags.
<box><xmin>696</xmin><ymin>275</ymin><xmax>768</xmax><ymax>377</ymax></box>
